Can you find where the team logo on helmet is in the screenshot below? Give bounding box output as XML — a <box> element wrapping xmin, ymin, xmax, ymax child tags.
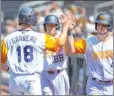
<box><xmin>99</xmin><ymin>15</ymin><xmax>105</xmax><ymax>20</ymax></box>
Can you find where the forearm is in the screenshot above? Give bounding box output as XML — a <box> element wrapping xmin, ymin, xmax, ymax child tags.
<box><xmin>65</xmin><ymin>31</ymin><xmax>75</xmax><ymax>55</ymax></box>
<box><xmin>58</xmin><ymin>25</ymin><xmax>69</xmax><ymax>46</ymax></box>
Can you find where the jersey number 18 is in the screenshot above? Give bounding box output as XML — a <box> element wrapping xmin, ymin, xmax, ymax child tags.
<box><xmin>17</xmin><ymin>45</ymin><xmax>33</xmax><ymax>63</ymax></box>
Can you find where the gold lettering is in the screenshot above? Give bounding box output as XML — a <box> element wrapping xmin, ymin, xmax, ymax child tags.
<box><xmin>92</xmin><ymin>50</ymin><xmax>113</xmax><ymax>59</ymax></box>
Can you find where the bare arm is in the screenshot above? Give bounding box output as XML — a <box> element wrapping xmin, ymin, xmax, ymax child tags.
<box><xmin>58</xmin><ymin>14</ymin><xmax>74</xmax><ymax>47</ymax></box>
<box><xmin>65</xmin><ymin>15</ymin><xmax>77</xmax><ymax>55</ymax></box>
<box><xmin>65</xmin><ymin>31</ymin><xmax>75</xmax><ymax>55</ymax></box>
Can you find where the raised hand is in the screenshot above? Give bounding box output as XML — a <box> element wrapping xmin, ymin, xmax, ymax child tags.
<box><xmin>67</xmin><ymin>13</ymin><xmax>76</xmax><ymax>31</ymax></box>
<box><xmin>60</xmin><ymin>14</ymin><xmax>69</xmax><ymax>26</ymax></box>
<box><xmin>60</xmin><ymin>13</ymin><xmax>76</xmax><ymax>30</ymax></box>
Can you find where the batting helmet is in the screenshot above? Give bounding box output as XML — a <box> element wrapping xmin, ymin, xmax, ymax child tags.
<box><xmin>18</xmin><ymin>7</ymin><xmax>37</xmax><ymax>26</ymax></box>
<box><xmin>44</xmin><ymin>15</ymin><xmax>60</xmax><ymax>31</ymax></box>
<box><xmin>95</xmin><ymin>12</ymin><xmax>113</xmax><ymax>31</ymax></box>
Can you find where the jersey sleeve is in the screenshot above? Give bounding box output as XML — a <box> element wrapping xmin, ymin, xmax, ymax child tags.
<box><xmin>45</xmin><ymin>34</ymin><xmax>60</xmax><ymax>52</ymax></box>
<box><xmin>74</xmin><ymin>38</ymin><xmax>87</xmax><ymax>54</ymax></box>
<box><xmin>1</xmin><ymin>40</ymin><xmax>8</xmax><ymax>64</ymax></box>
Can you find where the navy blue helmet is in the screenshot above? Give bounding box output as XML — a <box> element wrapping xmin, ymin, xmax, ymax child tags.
<box><xmin>44</xmin><ymin>15</ymin><xmax>60</xmax><ymax>31</ymax></box>
<box><xmin>95</xmin><ymin>12</ymin><xmax>113</xmax><ymax>31</ymax></box>
<box><xmin>18</xmin><ymin>7</ymin><xmax>37</xmax><ymax>26</ymax></box>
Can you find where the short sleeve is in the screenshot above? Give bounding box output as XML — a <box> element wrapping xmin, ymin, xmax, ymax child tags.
<box><xmin>74</xmin><ymin>38</ymin><xmax>87</xmax><ymax>54</ymax></box>
<box><xmin>45</xmin><ymin>34</ymin><xmax>60</xmax><ymax>52</ymax></box>
<box><xmin>1</xmin><ymin>40</ymin><xmax>8</xmax><ymax>64</ymax></box>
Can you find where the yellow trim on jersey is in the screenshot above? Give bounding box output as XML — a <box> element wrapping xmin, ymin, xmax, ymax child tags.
<box><xmin>92</xmin><ymin>50</ymin><xmax>113</xmax><ymax>59</ymax></box>
<box><xmin>45</xmin><ymin>34</ymin><xmax>60</xmax><ymax>52</ymax></box>
<box><xmin>1</xmin><ymin>40</ymin><xmax>8</xmax><ymax>64</ymax></box>
<box><xmin>74</xmin><ymin>39</ymin><xmax>86</xmax><ymax>54</ymax></box>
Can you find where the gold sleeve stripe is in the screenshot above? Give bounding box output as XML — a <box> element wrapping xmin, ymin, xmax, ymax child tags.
<box><xmin>45</xmin><ymin>34</ymin><xmax>60</xmax><ymax>52</ymax></box>
<box><xmin>74</xmin><ymin>39</ymin><xmax>86</xmax><ymax>54</ymax></box>
<box><xmin>1</xmin><ymin>40</ymin><xmax>8</xmax><ymax>64</ymax></box>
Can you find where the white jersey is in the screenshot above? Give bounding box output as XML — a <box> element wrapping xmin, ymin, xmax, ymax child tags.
<box><xmin>43</xmin><ymin>33</ymin><xmax>67</xmax><ymax>71</ymax></box>
<box><xmin>1</xmin><ymin>30</ymin><xmax>60</xmax><ymax>74</ymax></box>
<box><xmin>85</xmin><ymin>36</ymin><xmax>113</xmax><ymax>81</ymax></box>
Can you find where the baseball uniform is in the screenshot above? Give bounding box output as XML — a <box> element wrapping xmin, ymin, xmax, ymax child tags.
<box><xmin>73</xmin><ymin>36</ymin><xmax>113</xmax><ymax>95</ymax></box>
<box><xmin>41</xmin><ymin>33</ymin><xmax>70</xmax><ymax>95</ymax></box>
<box><xmin>1</xmin><ymin>30</ymin><xmax>60</xmax><ymax>95</ymax></box>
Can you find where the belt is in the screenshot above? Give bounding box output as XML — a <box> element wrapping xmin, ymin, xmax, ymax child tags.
<box><xmin>47</xmin><ymin>69</ymin><xmax>64</xmax><ymax>74</ymax></box>
<box><xmin>92</xmin><ymin>78</ymin><xmax>112</xmax><ymax>83</ymax></box>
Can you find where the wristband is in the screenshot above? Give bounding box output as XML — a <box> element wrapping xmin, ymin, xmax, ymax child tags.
<box><xmin>67</xmin><ymin>31</ymin><xmax>72</xmax><ymax>36</ymax></box>
<box><xmin>73</xmin><ymin>33</ymin><xmax>82</xmax><ymax>37</ymax></box>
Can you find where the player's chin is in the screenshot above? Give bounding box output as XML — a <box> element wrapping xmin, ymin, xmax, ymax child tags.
<box><xmin>98</xmin><ymin>31</ymin><xmax>108</xmax><ymax>35</ymax></box>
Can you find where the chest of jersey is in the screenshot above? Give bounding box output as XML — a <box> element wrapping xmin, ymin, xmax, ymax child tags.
<box><xmin>91</xmin><ymin>39</ymin><xmax>113</xmax><ymax>60</ymax></box>
<box><xmin>44</xmin><ymin>47</ymin><xmax>66</xmax><ymax>64</ymax></box>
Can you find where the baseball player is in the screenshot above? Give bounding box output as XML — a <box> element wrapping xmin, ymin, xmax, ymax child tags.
<box><xmin>1</xmin><ymin>7</ymin><xmax>73</xmax><ymax>95</ymax></box>
<box><xmin>69</xmin><ymin>12</ymin><xmax>113</xmax><ymax>95</ymax></box>
<box><xmin>41</xmin><ymin>15</ymin><xmax>75</xmax><ymax>95</ymax></box>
